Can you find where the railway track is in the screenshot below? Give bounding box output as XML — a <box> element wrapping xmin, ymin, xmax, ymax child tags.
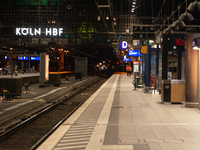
<box><xmin>0</xmin><ymin>78</ymin><xmax>107</xmax><ymax>150</ymax></box>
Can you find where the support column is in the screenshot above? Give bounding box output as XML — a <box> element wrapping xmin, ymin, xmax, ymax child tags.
<box><xmin>39</xmin><ymin>53</ymin><xmax>46</xmax><ymax>87</ymax></box>
<box><xmin>162</xmin><ymin>51</ymin><xmax>168</xmax><ymax>80</ymax></box>
<box><xmin>156</xmin><ymin>45</ymin><xmax>159</xmax><ymax>75</ymax></box>
<box><xmin>145</xmin><ymin>45</ymin><xmax>151</xmax><ymax>87</ymax></box>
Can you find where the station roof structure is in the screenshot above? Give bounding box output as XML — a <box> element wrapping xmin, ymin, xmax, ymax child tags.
<box><xmin>0</xmin><ymin>0</ymin><xmax>200</xmax><ymax>61</ymax></box>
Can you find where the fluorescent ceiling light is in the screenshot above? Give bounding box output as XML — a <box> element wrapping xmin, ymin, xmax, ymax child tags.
<box><xmin>132</xmin><ymin>5</ymin><xmax>135</xmax><ymax>7</ymax></box>
<box><xmin>133</xmin><ymin>2</ymin><xmax>136</xmax><ymax>4</ymax></box>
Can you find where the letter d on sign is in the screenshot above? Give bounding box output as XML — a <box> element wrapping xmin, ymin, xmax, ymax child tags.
<box><xmin>122</xmin><ymin>41</ymin><xmax>128</xmax><ymax>49</ymax></box>
<box><xmin>17</xmin><ymin>0</ymin><xmax>27</xmax><ymax>5</ymax></box>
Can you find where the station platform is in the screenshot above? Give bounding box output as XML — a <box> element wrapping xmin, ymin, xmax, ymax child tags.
<box><xmin>38</xmin><ymin>74</ymin><xmax>200</xmax><ymax>150</ymax></box>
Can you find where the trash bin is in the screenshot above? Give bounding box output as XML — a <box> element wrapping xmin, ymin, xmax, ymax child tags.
<box><xmin>49</xmin><ymin>73</ymin><xmax>61</xmax><ymax>86</ymax></box>
<box><xmin>75</xmin><ymin>72</ymin><xmax>82</xmax><ymax>80</ymax></box>
<box><xmin>164</xmin><ymin>84</ymin><xmax>171</xmax><ymax>102</ymax></box>
<box><xmin>136</xmin><ymin>76</ymin><xmax>140</xmax><ymax>88</ymax></box>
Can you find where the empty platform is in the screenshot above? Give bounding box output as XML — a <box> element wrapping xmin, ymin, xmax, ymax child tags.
<box><xmin>38</xmin><ymin>74</ymin><xmax>200</xmax><ymax>150</ymax></box>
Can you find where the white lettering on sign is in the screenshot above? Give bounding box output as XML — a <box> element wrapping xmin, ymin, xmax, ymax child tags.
<box><xmin>46</xmin><ymin>28</ymin><xmax>51</xmax><ymax>36</ymax></box>
<box><xmin>53</xmin><ymin>28</ymin><xmax>58</xmax><ymax>36</ymax></box>
<box><xmin>16</xmin><ymin>28</ymin><xmax>21</xmax><ymax>35</ymax></box>
<box><xmin>16</xmin><ymin>28</ymin><xmax>63</xmax><ymax>36</ymax></box>
<box><xmin>35</xmin><ymin>28</ymin><xmax>41</xmax><ymax>35</ymax></box>
<box><xmin>122</xmin><ymin>41</ymin><xmax>128</xmax><ymax>49</ymax></box>
<box><xmin>59</xmin><ymin>28</ymin><xmax>63</xmax><ymax>36</ymax></box>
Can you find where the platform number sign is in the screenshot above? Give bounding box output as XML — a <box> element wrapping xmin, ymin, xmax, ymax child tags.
<box><xmin>120</xmin><ymin>41</ymin><xmax>128</xmax><ymax>50</ymax></box>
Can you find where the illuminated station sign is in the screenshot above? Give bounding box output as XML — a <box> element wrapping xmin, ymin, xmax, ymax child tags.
<box><xmin>120</xmin><ymin>41</ymin><xmax>128</xmax><ymax>50</ymax></box>
<box><xmin>16</xmin><ymin>28</ymin><xmax>63</xmax><ymax>36</ymax></box>
<box><xmin>128</xmin><ymin>50</ymin><xmax>141</xmax><ymax>57</ymax></box>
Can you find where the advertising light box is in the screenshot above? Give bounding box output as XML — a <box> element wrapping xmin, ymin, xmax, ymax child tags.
<box><xmin>128</xmin><ymin>50</ymin><xmax>140</xmax><ymax>57</ymax></box>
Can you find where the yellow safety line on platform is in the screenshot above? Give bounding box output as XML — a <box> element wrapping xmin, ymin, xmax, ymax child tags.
<box><xmin>114</xmin><ymin>72</ymin><xmax>128</xmax><ymax>74</ymax></box>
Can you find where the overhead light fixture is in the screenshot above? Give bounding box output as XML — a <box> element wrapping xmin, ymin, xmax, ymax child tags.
<box><xmin>133</xmin><ymin>2</ymin><xmax>136</xmax><ymax>4</ymax></box>
<box><xmin>179</xmin><ymin>21</ymin><xmax>186</xmax><ymax>28</ymax></box>
<box><xmin>132</xmin><ymin>5</ymin><xmax>135</xmax><ymax>7</ymax></box>
<box><xmin>171</xmin><ymin>20</ymin><xmax>186</xmax><ymax>30</ymax></box>
<box><xmin>188</xmin><ymin>0</ymin><xmax>200</xmax><ymax>12</ymax></box>
<box><xmin>179</xmin><ymin>12</ymin><xmax>194</xmax><ymax>21</ymax></box>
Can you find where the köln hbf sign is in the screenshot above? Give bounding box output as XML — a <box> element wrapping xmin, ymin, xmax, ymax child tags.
<box><xmin>16</xmin><ymin>28</ymin><xmax>63</xmax><ymax>36</ymax></box>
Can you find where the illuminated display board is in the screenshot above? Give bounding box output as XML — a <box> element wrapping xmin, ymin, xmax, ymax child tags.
<box><xmin>18</xmin><ymin>56</ymin><xmax>28</xmax><ymax>60</ymax></box>
<box><xmin>31</xmin><ymin>57</ymin><xmax>40</xmax><ymax>60</ymax></box>
<box><xmin>128</xmin><ymin>50</ymin><xmax>141</xmax><ymax>57</ymax></box>
<box><xmin>120</xmin><ymin>41</ymin><xmax>128</xmax><ymax>50</ymax></box>
<box><xmin>16</xmin><ymin>28</ymin><xmax>63</xmax><ymax>36</ymax></box>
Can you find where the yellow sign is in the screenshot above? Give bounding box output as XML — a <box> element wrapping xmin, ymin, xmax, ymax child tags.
<box><xmin>141</xmin><ymin>46</ymin><xmax>147</xmax><ymax>54</ymax></box>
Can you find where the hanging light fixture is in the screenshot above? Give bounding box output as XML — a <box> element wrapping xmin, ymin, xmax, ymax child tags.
<box><xmin>179</xmin><ymin>12</ymin><xmax>194</xmax><ymax>21</ymax></box>
<box><xmin>171</xmin><ymin>20</ymin><xmax>186</xmax><ymax>29</ymax></box>
<box><xmin>188</xmin><ymin>0</ymin><xmax>200</xmax><ymax>12</ymax></box>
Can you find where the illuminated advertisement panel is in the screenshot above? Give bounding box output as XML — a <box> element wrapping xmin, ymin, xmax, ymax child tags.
<box><xmin>120</xmin><ymin>41</ymin><xmax>128</xmax><ymax>50</ymax></box>
<box><xmin>128</xmin><ymin>50</ymin><xmax>140</xmax><ymax>57</ymax></box>
<box><xmin>45</xmin><ymin>55</ymin><xmax>49</xmax><ymax>81</ymax></box>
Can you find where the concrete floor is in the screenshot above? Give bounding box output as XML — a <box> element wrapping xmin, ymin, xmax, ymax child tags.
<box><xmin>38</xmin><ymin>74</ymin><xmax>200</xmax><ymax>150</ymax></box>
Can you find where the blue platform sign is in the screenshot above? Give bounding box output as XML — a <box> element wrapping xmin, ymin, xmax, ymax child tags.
<box><xmin>123</xmin><ymin>56</ymin><xmax>133</xmax><ymax>62</ymax></box>
<box><xmin>128</xmin><ymin>50</ymin><xmax>140</xmax><ymax>56</ymax></box>
<box><xmin>120</xmin><ymin>41</ymin><xmax>128</xmax><ymax>49</ymax></box>
<box><xmin>18</xmin><ymin>56</ymin><xmax>28</xmax><ymax>60</ymax></box>
<box><xmin>31</xmin><ymin>56</ymin><xmax>40</xmax><ymax>60</ymax></box>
